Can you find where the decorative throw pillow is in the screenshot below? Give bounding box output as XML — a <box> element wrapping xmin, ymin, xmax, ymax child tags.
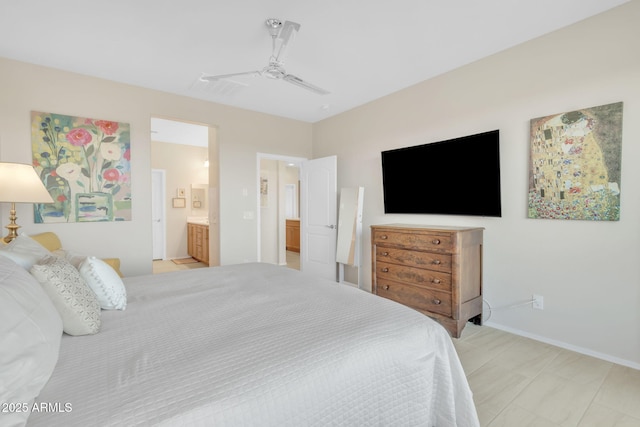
<box><xmin>0</xmin><ymin>234</ymin><xmax>50</xmax><ymax>269</ymax></box>
<box><xmin>79</xmin><ymin>256</ymin><xmax>127</xmax><ymax>310</ymax></box>
<box><xmin>30</xmin><ymin>255</ymin><xmax>101</xmax><ymax>336</ymax></box>
<box><xmin>0</xmin><ymin>256</ymin><xmax>62</xmax><ymax>427</ymax></box>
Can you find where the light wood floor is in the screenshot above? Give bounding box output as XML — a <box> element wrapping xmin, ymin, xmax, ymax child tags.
<box><xmin>152</xmin><ymin>258</ymin><xmax>208</xmax><ymax>274</ymax></box>
<box><xmin>153</xmin><ymin>252</ymin><xmax>300</xmax><ymax>274</ymax></box>
<box><xmin>286</xmin><ymin>250</ymin><xmax>300</xmax><ymax>270</ymax></box>
<box><xmin>150</xmin><ymin>260</ymin><xmax>640</xmax><ymax>426</ymax></box>
<box><xmin>455</xmin><ymin>323</ymin><xmax>640</xmax><ymax>426</ymax></box>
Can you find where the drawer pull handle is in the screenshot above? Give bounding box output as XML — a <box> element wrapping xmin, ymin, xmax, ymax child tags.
<box><xmin>432</xmin><ymin>279</ymin><xmax>441</xmax><ymax>284</ymax></box>
<box><xmin>432</xmin><ymin>239</ymin><xmax>441</xmax><ymax>245</ymax></box>
<box><xmin>381</xmin><ymin>267</ymin><xmax>389</xmax><ymax>273</ymax></box>
<box><xmin>432</xmin><ymin>299</ymin><xmax>441</xmax><ymax>305</ymax></box>
<box><xmin>382</xmin><ymin>252</ymin><xmax>389</xmax><ymax>256</ymax></box>
<box><xmin>384</xmin><ymin>285</ymin><xmax>390</xmax><ymax>290</ymax></box>
<box><xmin>380</xmin><ymin>235</ymin><xmax>388</xmax><ymax>240</ymax></box>
<box><xmin>432</xmin><ymin>260</ymin><xmax>441</xmax><ymax>265</ymax></box>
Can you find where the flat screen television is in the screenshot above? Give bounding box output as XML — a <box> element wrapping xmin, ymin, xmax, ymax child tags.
<box><xmin>381</xmin><ymin>129</ymin><xmax>502</xmax><ymax>217</ymax></box>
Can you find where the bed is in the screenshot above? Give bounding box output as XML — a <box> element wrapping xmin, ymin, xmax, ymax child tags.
<box><xmin>1</xmin><ymin>242</ymin><xmax>479</xmax><ymax>426</ymax></box>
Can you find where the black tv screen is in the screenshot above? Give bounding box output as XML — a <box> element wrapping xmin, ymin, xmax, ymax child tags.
<box><xmin>381</xmin><ymin>130</ymin><xmax>502</xmax><ymax>217</ymax></box>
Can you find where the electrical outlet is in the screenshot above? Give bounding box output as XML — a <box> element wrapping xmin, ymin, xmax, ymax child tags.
<box><xmin>532</xmin><ymin>294</ymin><xmax>544</xmax><ymax>310</ymax></box>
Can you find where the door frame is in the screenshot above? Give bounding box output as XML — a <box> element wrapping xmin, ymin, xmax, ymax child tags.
<box><xmin>151</xmin><ymin>169</ymin><xmax>167</xmax><ymax>260</ymax></box>
<box><xmin>150</xmin><ymin>116</ymin><xmax>219</xmax><ymax>266</ymax></box>
<box><xmin>256</xmin><ymin>153</ymin><xmax>307</xmax><ymax>265</ymax></box>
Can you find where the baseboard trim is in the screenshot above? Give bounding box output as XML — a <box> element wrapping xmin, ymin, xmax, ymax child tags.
<box><xmin>484</xmin><ymin>321</ymin><xmax>640</xmax><ymax>371</ymax></box>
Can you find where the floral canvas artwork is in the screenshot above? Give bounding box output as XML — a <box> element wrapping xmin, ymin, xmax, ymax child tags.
<box><xmin>31</xmin><ymin>111</ymin><xmax>131</xmax><ymax>222</ymax></box>
<box><xmin>528</xmin><ymin>102</ymin><xmax>623</xmax><ymax>221</ymax></box>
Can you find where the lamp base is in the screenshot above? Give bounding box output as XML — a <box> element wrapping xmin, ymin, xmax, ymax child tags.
<box><xmin>3</xmin><ymin>226</ymin><xmax>19</xmax><ymax>244</ymax></box>
<box><xmin>3</xmin><ymin>203</ymin><xmax>20</xmax><ymax>244</ymax></box>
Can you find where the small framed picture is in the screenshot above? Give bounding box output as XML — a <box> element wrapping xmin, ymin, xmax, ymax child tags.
<box><xmin>172</xmin><ymin>198</ymin><xmax>186</xmax><ymax>208</ymax></box>
<box><xmin>177</xmin><ymin>188</ymin><xmax>185</xmax><ymax>197</ymax></box>
<box><xmin>192</xmin><ymin>200</ymin><xmax>202</xmax><ymax>208</ymax></box>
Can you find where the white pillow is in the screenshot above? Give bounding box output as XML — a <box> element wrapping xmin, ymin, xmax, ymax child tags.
<box><xmin>0</xmin><ymin>256</ymin><xmax>62</xmax><ymax>427</ymax></box>
<box><xmin>30</xmin><ymin>256</ymin><xmax>101</xmax><ymax>336</ymax></box>
<box><xmin>79</xmin><ymin>256</ymin><xmax>127</xmax><ymax>310</ymax></box>
<box><xmin>0</xmin><ymin>234</ymin><xmax>50</xmax><ymax>269</ymax></box>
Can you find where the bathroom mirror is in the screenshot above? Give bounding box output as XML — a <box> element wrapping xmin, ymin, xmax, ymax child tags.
<box><xmin>191</xmin><ymin>183</ymin><xmax>208</xmax><ymax>214</ymax></box>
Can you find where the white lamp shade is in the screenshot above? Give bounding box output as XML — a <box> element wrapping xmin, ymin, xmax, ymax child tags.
<box><xmin>0</xmin><ymin>162</ymin><xmax>54</xmax><ymax>203</ymax></box>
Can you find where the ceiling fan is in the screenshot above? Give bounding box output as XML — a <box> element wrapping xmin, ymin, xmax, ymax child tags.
<box><xmin>200</xmin><ymin>19</ymin><xmax>329</xmax><ymax>95</ymax></box>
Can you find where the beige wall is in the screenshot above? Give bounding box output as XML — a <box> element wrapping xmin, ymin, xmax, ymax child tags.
<box><xmin>0</xmin><ymin>57</ymin><xmax>313</xmax><ymax>276</ymax></box>
<box><xmin>313</xmin><ymin>2</ymin><xmax>640</xmax><ymax>368</ymax></box>
<box><xmin>151</xmin><ymin>141</ymin><xmax>209</xmax><ymax>259</ymax></box>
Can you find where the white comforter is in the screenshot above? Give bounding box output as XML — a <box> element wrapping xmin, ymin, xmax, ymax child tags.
<box><xmin>29</xmin><ymin>263</ymin><xmax>479</xmax><ymax>426</ymax></box>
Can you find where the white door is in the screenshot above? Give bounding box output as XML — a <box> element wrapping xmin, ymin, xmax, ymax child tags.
<box><xmin>300</xmin><ymin>156</ymin><xmax>338</xmax><ymax>281</ymax></box>
<box><xmin>151</xmin><ymin>169</ymin><xmax>166</xmax><ymax>260</ymax></box>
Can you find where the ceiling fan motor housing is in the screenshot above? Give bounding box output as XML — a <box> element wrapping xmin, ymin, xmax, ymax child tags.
<box><xmin>263</xmin><ymin>65</ymin><xmax>285</xmax><ymax>79</ymax></box>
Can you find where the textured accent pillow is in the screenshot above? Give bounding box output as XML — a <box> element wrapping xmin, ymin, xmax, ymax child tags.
<box><xmin>30</xmin><ymin>256</ymin><xmax>101</xmax><ymax>336</ymax></box>
<box><xmin>0</xmin><ymin>234</ymin><xmax>50</xmax><ymax>269</ymax></box>
<box><xmin>79</xmin><ymin>256</ymin><xmax>127</xmax><ymax>310</ymax></box>
<box><xmin>0</xmin><ymin>256</ymin><xmax>62</xmax><ymax>427</ymax></box>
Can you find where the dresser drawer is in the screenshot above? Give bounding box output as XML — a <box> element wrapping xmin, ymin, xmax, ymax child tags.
<box><xmin>376</xmin><ymin>279</ymin><xmax>452</xmax><ymax>317</ymax></box>
<box><xmin>376</xmin><ymin>261</ymin><xmax>451</xmax><ymax>291</ymax></box>
<box><xmin>373</xmin><ymin>230</ymin><xmax>453</xmax><ymax>252</ymax></box>
<box><xmin>375</xmin><ymin>247</ymin><xmax>451</xmax><ymax>273</ymax></box>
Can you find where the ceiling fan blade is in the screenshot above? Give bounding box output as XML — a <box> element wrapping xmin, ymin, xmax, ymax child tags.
<box><xmin>283</xmin><ymin>74</ymin><xmax>330</xmax><ymax>95</ymax></box>
<box><xmin>275</xmin><ymin>20</ymin><xmax>300</xmax><ymax>62</ymax></box>
<box><xmin>200</xmin><ymin>70</ymin><xmax>261</xmax><ymax>81</ymax></box>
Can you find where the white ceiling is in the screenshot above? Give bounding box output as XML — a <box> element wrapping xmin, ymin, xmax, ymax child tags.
<box><xmin>150</xmin><ymin>118</ymin><xmax>208</xmax><ymax>147</ymax></box>
<box><xmin>0</xmin><ymin>0</ymin><xmax>629</xmax><ymax>124</ymax></box>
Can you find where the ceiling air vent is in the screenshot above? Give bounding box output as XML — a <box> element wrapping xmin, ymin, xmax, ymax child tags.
<box><xmin>191</xmin><ymin>73</ymin><xmax>248</xmax><ymax>97</ymax></box>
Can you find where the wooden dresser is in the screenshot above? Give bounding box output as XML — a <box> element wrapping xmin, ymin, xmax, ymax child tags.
<box><xmin>187</xmin><ymin>223</ymin><xmax>209</xmax><ymax>265</ymax></box>
<box><xmin>371</xmin><ymin>224</ymin><xmax>483</xmax><ymax>338</ymax></box>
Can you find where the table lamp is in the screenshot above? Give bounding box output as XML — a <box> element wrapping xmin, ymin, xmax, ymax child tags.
<box><xmin>0</xmin><ymin>162</ymin><xmax>54</xmax><ymax>243</ymax></box>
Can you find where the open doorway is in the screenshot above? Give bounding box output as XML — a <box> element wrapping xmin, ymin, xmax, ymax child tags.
<box><xmin>150</xmin><ymin>117</ymin><xmax>219</xmax><ymax>273</ymax></box>
<box><xmin>257</xmin><ymin>154</ymin><xmax>338</xmax><ymax>281</ymax></box>
<box><xmin>257</xmin><ymin>154</ymin><xmax>305</xmax><ymax>270</ymax></box>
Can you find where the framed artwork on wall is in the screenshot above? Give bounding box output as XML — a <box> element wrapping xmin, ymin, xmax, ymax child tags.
<box><xmin>172</xmin><ymin>198</ymin><xmax>186</xmax><ymax>208</ymax></box>
<box><xmin>528</xmin><ymin>102</ymin><xmax>623</xmax><ymax>221</ymax></box>
<box><xmin>31</xmin><ymin>111</ymin><xmax>132</xmax><ymax>223</ymax></box>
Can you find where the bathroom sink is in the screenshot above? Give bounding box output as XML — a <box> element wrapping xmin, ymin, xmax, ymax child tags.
<box><xmin>187</xmin><ymin>217</ymin><xmax>209</xmax><ymax>225</ymax></box>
